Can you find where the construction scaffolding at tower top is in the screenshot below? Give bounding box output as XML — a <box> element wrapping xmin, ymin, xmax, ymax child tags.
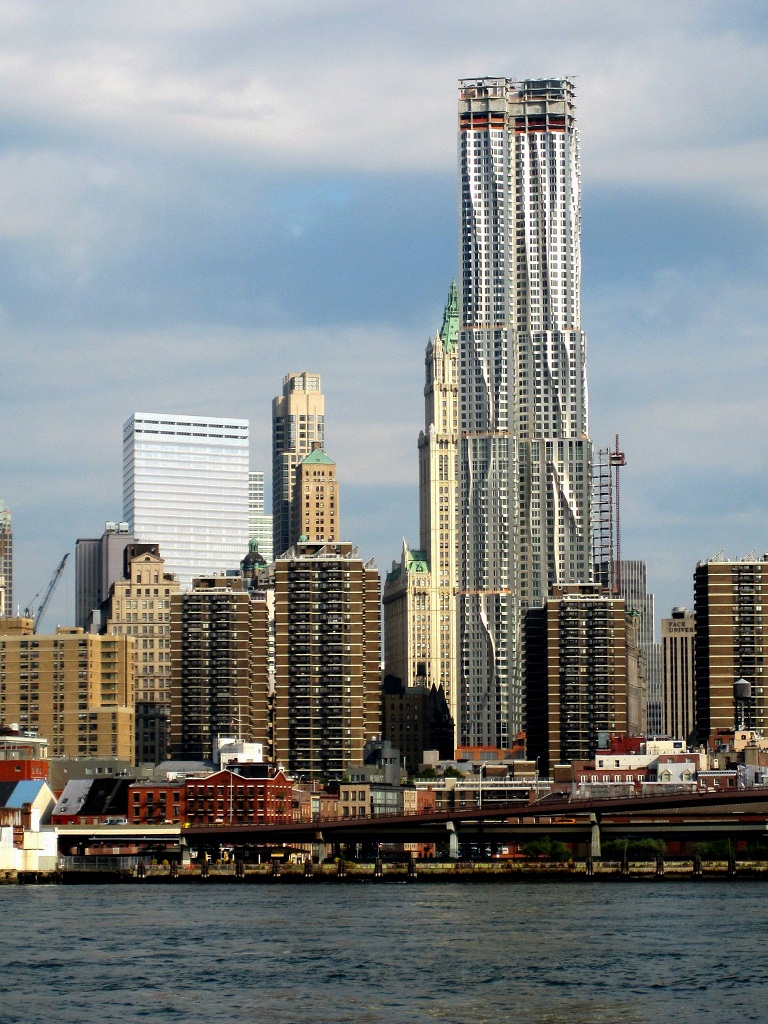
<box><xmin>591</xmin><ymin>435</ymin><xmax>626</xmax><ymax>594</ymax></box>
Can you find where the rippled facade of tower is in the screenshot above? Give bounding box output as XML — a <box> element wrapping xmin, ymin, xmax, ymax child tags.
<box><xmin>458</xmin><ymin>78</ymin><xmax>592</xmax><ymax>746</ymax></box>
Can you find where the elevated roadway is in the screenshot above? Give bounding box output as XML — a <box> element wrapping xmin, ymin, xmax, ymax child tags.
<box><xmin>54</xmin><ymin>788</ymin><xmax>768</xmax><ymax>852</ymax></box>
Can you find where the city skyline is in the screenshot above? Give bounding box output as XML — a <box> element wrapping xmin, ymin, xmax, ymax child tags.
<box><xmin>1</xmin><ymin>4</ymin><xmax>767</xmax><ymax>628</ymax></box>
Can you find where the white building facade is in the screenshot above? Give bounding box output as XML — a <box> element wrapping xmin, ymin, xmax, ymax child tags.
<box><xmin>458</xmin><ymin>77</ymin><xmax>592</xmax><ymax>747</ymax></box>
<box><xmin>123</xmin><ymin>413</ymin><xmax>249</xmax><ymax>590</ymax></box>
<box><xmin>248</xmin><ymin>471</ymin><xmax>273</xmax><ymax>564</ymax></box>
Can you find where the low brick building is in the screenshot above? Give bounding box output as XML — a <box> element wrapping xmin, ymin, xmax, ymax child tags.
<box><xmin>292</xmin><ymin>782</ymin><xmax>340</xmax><ymax>822</ymax></box>
<box><xmin>128</xmin><ymin>781</ymin><xmax>185</xmax><ymax>824</ymax></box>
<box><xmin>126</xmin><ymin>764</ymin><xmax>294</xmax><ymax>825</ymax></box>
<box><xmin>183</xmin><ymin>764</ymin><xmax>292</xmax><ymax>825</ymax></box>
<box><xmin>0</xmin><ymin>760</ymin><xmax>48</xmax><ymax>784</ymax></box>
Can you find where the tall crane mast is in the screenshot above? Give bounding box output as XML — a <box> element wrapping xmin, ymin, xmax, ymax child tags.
<box><xmin>24</xmin><ymin>553</ymin><xmax>69</xmax><ymax>633</ymax></box>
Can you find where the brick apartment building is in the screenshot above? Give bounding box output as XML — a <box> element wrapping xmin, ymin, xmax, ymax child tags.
<box><xmin>128</xmin><ymin>764</ymin><xmax>292</xmax><ymax>825</ymax></box>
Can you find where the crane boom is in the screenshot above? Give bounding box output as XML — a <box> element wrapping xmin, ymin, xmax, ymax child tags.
<box><xmin>32</xmin><ymin>553</ymin><xmax>69</xmax><ymax>632</ymax></box>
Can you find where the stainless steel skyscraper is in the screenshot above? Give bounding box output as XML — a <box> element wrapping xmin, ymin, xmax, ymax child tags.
<box><xmin>458</xmin><ymin>78</ymin><xmax>592</xmax><ymax>747</ymax></box>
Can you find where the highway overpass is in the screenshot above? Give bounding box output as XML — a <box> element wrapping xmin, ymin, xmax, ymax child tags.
<box><xmin>55</xmin><ymin>787</ymin><xmax>768</xmax><ymax>854</ymax></box>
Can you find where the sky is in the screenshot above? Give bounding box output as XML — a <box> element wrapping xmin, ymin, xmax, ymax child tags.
<box><xmin>1</xmin><ymin>0</ymin><xmax>768</xmax><ymax>632</ymax></box>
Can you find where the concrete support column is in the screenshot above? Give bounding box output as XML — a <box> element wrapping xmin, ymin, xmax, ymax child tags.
<box><xmin>447</xmin><ymin>821</ymin><xmax>460</xmax><ymax>859</ymax></box>
<box><xmin>589</xmin><ymin>812</ymin><xmax>602</xmax><ymax>859</ymax></box>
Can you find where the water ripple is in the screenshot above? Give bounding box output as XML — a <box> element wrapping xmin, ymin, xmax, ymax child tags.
<box><xmin>0</xmin><ymin>882</ymin><xmax>763</xmax><ymax>1023</ymax></box>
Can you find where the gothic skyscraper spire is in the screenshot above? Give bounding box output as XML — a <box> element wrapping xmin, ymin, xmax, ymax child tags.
<box><xmin>383</xmin><ymin>284</ymin><xmax>459</xmax><ymax>735</ymax></box>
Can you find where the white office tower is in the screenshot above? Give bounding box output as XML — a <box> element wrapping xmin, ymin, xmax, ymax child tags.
<box><xmin>248</xmin><ymin>472</ymin><xmax>274</xmax><ymax>564</ymax></box>
<box><xmin>458</xmin><ymin>78</ymin><xmax>592</xmax><ymax>747</ymax></box>
<box><xmin>123</xmin><ymin>414</ymin><xmax>249</xmax><ymax>589</ymax></box>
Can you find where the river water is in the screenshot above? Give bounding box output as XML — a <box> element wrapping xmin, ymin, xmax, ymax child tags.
<box><xmin>0</xmin><ymin>881</ymin><xmax>764</xmax><ymax>1023</ymax></box>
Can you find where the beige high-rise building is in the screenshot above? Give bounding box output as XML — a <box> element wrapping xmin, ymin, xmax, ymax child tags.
<box><xmin>102</xmin><ymin>545</ymin><xmax>181</xmax><ymax>764</ymax></box>
<box><xmin>694</xmin><ymin>556</ymin><xmax>768</xmax><ymax>743</ymax></box>
<box><xmin>383</xmin><ymin>284</ymin><xmax>458</xmax><ymax>735</ymax></box>
<box><xmin>661</xmin><ymin>607</ymin><xmax>696</xmax><ymax>741</ymax></box>
<box><xmin>383</xmin><ymin>542</ymin><xmax>432</xmax><ymax>687</ymax></box>
<box><xmin>272</xmin><ymin>372</ymin><xmax>325</xmax><ymax>558</ymax></box>
<box><xmin>169</xmin><ymin>576</ymin><xmax>270</xmax><ymax>763</ymax></box>
<box><xmin>0</xmin><ymin>624</ymin><xmax>135</xmax><ymax>760</ymax></box>
<box><xmin>525</xmin><ymin>584</ymin><xmax>645</xmax><ymax>772</ymax></box>
<box><xmin>270</xmin><ymin>541</ymin><xmax>381</xmax><ymax>782</ymax></box>
<box><xmin>419</xmin><ymin>284</ymin><xmax>459</xmax><ymax>713</ymax></box>
<box><xmin>292</xmin><ymin>447</ymin><xmax>338</xmax><ymax>544</ymax></box>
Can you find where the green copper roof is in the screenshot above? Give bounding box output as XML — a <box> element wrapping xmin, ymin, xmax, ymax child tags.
<box><xmin>405</xmin><ymin>549</ymin><xmax>429</xmax><ymax>573</ymax></box>
<box><xmin>439</xmin><ymin>281</ymin><xmax>458</xmax><ymax>353</ymax></box>
<box><xmin>385</xmin><ymin>542</ymin><xmax>431</xmax><ymax>583</ymax></box>
<box><xmin>300</xmin><ymin>447</ymin><xmax>335</xmax><ymax>466</ymax></box>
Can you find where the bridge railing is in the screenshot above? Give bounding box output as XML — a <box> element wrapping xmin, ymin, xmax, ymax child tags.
<box><xmin>59</xmin><ymin>855</ymin><xmax>149</xmax><ymax>871</ymax></box>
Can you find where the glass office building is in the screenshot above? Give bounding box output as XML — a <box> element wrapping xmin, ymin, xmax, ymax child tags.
<box><xmin>248</xmin><ymin>471</ymin><xmax>273</xmax><ymax>564</ymax></box>
<box><xmin>123</xmin><ymin>413</ymin><xmax>249</xmax><ymax>590</ymax></box>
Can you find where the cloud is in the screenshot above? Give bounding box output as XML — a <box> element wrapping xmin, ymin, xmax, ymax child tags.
<box><xmin>0</xmin><ymin>318</ymin><xmax>423</xmax><ymax>477</ymax></box>
<box><xmin>2</xmin><ymin>315</ymin><xmax>426</xmax><ymax>625</ymax></box>
<box><xmin>586</xmin><ymin>232</ymin><xmax>768</xmax><ymax>619</ymax></box>
<box><xmin>1</xmin><ymin>0</ymin><xmax>768</xmax><ymax>633</ymax></box>
<box><xmin>0</xmin><ymin>0</ymin><xmax>764</xmax><ymax>187</ymax></box>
